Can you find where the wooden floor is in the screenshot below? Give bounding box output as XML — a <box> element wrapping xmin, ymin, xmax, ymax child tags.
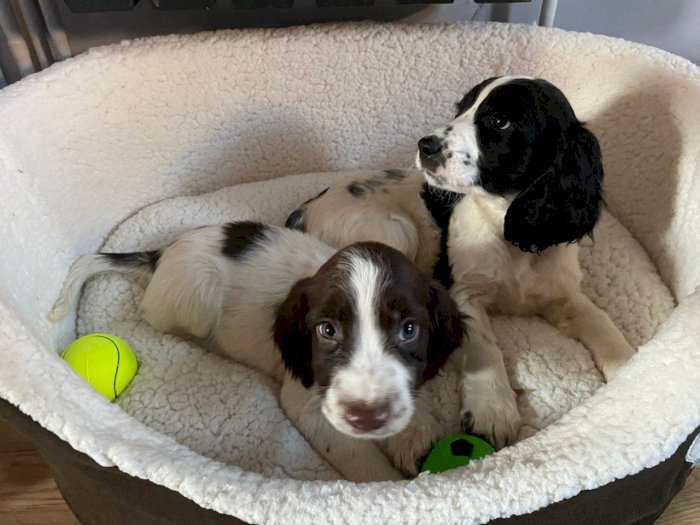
<box><xmin>0</xmin><ymin>419</ymin><xmax>697</xmax><ymax>524</ymax></box>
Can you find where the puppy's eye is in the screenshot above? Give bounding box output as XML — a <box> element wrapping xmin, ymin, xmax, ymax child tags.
<box><xmin>317</xmin><ymin>321</ymin><xmax>338</xmax><ymax>340</ymax></box>
<box><xmin>399</xmin><ymin>321</ymin><xmax>419</xmax><ymax>342</ymax></box>
<box><xmin>489</xmin><ymin>114</ymin><xmax>511</xmax><ymax>130</ymax></box>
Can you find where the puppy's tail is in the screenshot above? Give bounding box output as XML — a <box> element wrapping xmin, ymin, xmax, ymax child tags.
<box><xmin>47</xmin><ymin>250</ymin><xmax>160</xmax><ymax>323</ymax></box>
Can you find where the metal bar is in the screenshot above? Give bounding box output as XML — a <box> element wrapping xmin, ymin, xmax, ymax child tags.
<box><xmin>538</xmin><ymin>0</ymin><xmax>557</xmax><ymax>27</ymax></box>
<box><xmin>37</xmin><ymin>0</ymin><xmax>72</xmax><ymax>60</ymax></box>
<box><xmin>0</xmin><ymin>2</ymin><xmax>36</xmax><ymax>78</ymax></box>
<box><xmin>15</xmin><ymin>0</ymin><xmax>54</xmax><ymax>69</ymax></box>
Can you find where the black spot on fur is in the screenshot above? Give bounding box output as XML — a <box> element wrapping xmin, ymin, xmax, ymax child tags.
<box><xmin>445</xmin><ymin>125</ymin><xmax>453</xmax><ymax>133</ymax></box>
<box><xmin>302</xmin><ymin>187</ymin><xmax>328</xmax><ymax>206</ymax></box>
<box><xmin>285</xmin><ymin>209</ymin><xmax>306</xmax><ymax>231</ymax></box>
<box><xmin>105</xmin><ymin>251</ymin><xmax>160</xmax><ymax>270</ymax></box>
<box><xmin>365</xmin><ymin>178</ymin><xmax>385</xmax><ymax>188</ymax></box>
<box><xmin>384</xmin><ymin>169</ymin><xmax>407</xmax><ymax>180</ymax></box>
<box><xmin>347</xmin><ymin>182</ymin><xmax>365</xmax><ymax>197</ymax></box>
<box><xmin>284</xmin><ymin>188</ymin><xmax>329</xmax><ymax>231</ymax></box>
<box><xmin>221</xmin><ymin>221</ymin><xmax>269</xmax><ymax>260</ymax></box>
<box><xmin>420</xmin><ymin>183</ymin><xmax>463</xmax><ymax>288</ymax></box>
<box><xmin>348</xmin><ymin>178</ymin><xmax>389</xmax><ymax>197</ymax></box>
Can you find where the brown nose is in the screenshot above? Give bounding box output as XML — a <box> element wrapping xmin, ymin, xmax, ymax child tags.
<box><xmin>344</xmin><ymin>402</ymin><xmax>390</xmax><ymax>432</ymax></box>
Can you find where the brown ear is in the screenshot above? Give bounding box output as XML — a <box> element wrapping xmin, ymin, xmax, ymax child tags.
<box><xmin>424</xmin><ymin>280</ymin><xmax>464</xmax><ymax>381</ymax></box>
<box><xmin>273</xmin><ymin>278</ymin><xmax>315</xmax><ymax>388</ymax></box>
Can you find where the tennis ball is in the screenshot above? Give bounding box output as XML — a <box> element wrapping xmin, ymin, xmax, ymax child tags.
<box><xmin>420</xmin><ymin>434</ymin><xmax>495</xmax><ymax>474</ymax></box>
<box><xmin>61</xmin><ymin>333</ymin><xmax>138</xmax><ymax>402</ymax></box>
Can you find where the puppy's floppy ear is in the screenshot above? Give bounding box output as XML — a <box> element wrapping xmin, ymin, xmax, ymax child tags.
<box><xmin>504</xmin><ymin>124</ymin><xmax>604</xmax><ymax>253</ymax></box>
<box><xmin>273</xmin><ymin>277</ymin><xmax>314</xmax><ymax>388</ymax></box>
<box><xmin>424</xmin><ymin>281</ymin><xmax>464</xmax><ymax>381</ymax></box>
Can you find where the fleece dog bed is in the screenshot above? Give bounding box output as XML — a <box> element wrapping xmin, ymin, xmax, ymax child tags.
<box><xmin>1</xmin><ymin>21</ymin><xmax>699</xmax><ymax>525</ymax></box>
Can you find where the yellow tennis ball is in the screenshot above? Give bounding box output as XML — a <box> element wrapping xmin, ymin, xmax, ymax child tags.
<box><xmin>62</xmin><ymin>333</ymin><xmax>138</xmax><ymax>401</ymax></box>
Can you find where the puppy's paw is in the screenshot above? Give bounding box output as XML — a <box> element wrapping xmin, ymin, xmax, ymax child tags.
<box><xmin>460</xmin><ymin>379</ymin><xmax>521</xmax><ymax>450</ymax></box>
<box><xmin>386</xmin><ymin>415</ymin><xmax>442</xmax><ymax>476</ymax></box>
<box><xmin>598</xmin><ymin>343</ymin><xmax>636</xmax><ymax>382</ymax></box>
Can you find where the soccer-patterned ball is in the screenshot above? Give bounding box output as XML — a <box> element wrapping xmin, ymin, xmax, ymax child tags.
<box><xmin>420</xmin><ymin>434</ymin><xmax>495</xmax><ymax>474</ymax></box>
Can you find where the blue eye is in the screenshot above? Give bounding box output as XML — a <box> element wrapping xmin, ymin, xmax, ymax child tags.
<box><xmin>317</xmin><ymin>322</ymin><xmax>338</xmax><ymax>340</ymax></box>
<box><xmin>399</xmin><ymin>321</ymin><xmax>418</xmax><ymax>341</ymax></box>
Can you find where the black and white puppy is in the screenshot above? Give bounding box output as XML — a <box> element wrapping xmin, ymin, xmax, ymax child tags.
<box><xmin>287</xmin><ymin>76</ymin><xmax>636</xmax><ymax>449</ymax></box>
<box><xmin>48</xmin><ymin>222</ymin><xmax>463</xmax><ymax>480</ymax></box>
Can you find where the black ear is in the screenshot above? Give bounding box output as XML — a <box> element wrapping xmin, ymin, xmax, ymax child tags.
<box><xmin>424</xmin><ymin>281</ymin><xmax>465</xmax><ymax>381</ymax></box>
<box><xmin>504</xmin><ymin>124</ymin><xmax>604</xmax><ymax>253</ymax></box>
<box><xmin>273</xmin><ymin>278</ymin><xmax>314</xmax><ymax>388</ymax></box>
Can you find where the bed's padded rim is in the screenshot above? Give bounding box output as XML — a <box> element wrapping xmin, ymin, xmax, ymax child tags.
<box><xmin>492</xmin><ymin>427</ymin><xmax>699</xmax><ymax>525</ymax></box>
<box><xmin>2</xmin><ymin>396</ymin><xmax>696</xmax><ymax>525</ymax></box>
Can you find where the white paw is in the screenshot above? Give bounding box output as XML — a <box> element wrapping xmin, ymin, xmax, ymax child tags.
<box><xmin>460</xmin><ymin>378</ymin><xmax>521</xmax><ymax>450</ymax></box>
<box><xmin>385</xmin><ymin>415</ymin><xmax>442</xmax><ymax>476</ymax></box>
<box><xmin>598</xmin><ymin>343</ymin><xmax>636</xmax><ymax>382</ymax></box>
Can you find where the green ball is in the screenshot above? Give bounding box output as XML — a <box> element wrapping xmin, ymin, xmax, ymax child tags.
<box><xmin>420</xmin><ymin>434</ymin><xmax>495</xmax><ymax>474</ymax></box>
<box><xmin>62</xmin><ymin>333</ymin><xmax>138</xmax><ymax>402</ymax></box>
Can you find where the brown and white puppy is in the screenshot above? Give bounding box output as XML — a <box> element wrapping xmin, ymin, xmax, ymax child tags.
<box><xmin>49</xmin><ymin>222</ymin><xmax>463</xmax><ymax>481</ymax></box>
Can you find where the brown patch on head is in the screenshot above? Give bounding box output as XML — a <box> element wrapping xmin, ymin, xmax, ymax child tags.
<box><xmin>354</xmin><ymin>243</ymin><xmax>464</xmax><ymax>383</ymax></box>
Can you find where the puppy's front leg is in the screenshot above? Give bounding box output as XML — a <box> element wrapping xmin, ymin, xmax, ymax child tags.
<box><xmin>279</xmin><ymin>375</ymin><xmax>405</xmax><ymax>483</ymax></box>
<box><xmin>540</xmin><ymin>292</ymin><xmax>636</xmax><ymax>381</ymax></box>
<box><xmin>454</xmin><ymin>296</ymin><xmax>521</xmax><ymax>449</ymax></box>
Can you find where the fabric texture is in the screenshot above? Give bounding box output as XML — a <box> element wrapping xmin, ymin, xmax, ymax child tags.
<box><xmin>1</xmin><ymin>21</ymin><xmax>699</xmax><ymax>525</ymax></box>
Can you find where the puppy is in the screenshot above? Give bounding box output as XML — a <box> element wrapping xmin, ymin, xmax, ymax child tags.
<box><xmin>286</xmin><ymin>76</ymin><xmax>636</xmax><ymax>449</ymax></box>
<box><xmin>49</xmin><ymin>222</ymin><xmax>463</xmax><ymax>480</ymax></box>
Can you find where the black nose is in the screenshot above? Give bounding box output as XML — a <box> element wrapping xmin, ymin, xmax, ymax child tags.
<box><xmin>418</xmin><ymin>135</ymin><xmax>443</xmax><ymax>157</ymax></box>
<box><xmin>345</xmin><ymin>402</ymin><xmax>390</xmax><ymax>432</ymax></box>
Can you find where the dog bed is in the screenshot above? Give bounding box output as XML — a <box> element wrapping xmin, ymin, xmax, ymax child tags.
<box><xmin>1</xmin><ymin>21</ymin><xmax>699</xmax><ymax>525</ymax></box>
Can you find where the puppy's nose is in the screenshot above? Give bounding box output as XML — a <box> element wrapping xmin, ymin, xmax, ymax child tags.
<box><xmin>345</xmin><ymin>402</ymin><xmax>390</xmax><ymax>432</ymax></box>
<box><xmin>418</xmin><ymin>135</ymin><xmax>443</xmax><ymax>157</ymax></box>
